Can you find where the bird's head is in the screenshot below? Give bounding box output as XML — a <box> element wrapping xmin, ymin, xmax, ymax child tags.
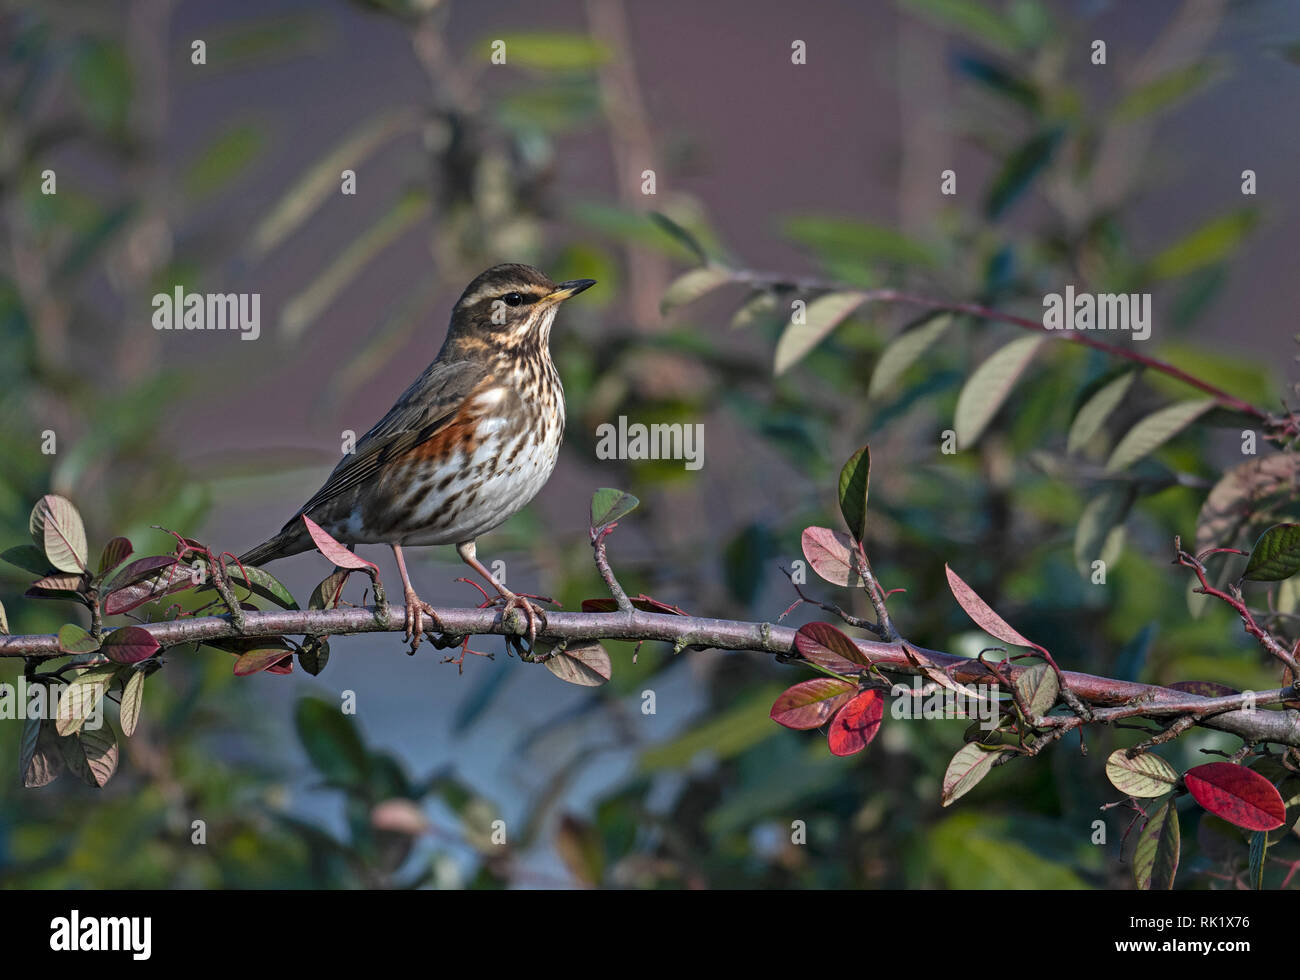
<box><xmin>443</xmin><ymin>263</ymin><xmax>596</xmax><ymax>356</ymax></box>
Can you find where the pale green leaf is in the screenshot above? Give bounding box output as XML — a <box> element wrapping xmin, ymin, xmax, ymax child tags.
<box><xmin>1067</xmin><ymin>370</ymin><xmax>1136</xmax><ymax>454</ymax></box>
<box><xmin>250</xmin><ymin>107</ymin><xmax>419</xmax><ymax>257</ymax></box>
<box><xmin>1105</xmin><ymin>399</ymin><xmax>1214</xmax><ymax>472</ymax></box>
<box><xmin>868</xmin><ymin>313</ymin><xmax>953</xmax><ymax>399</ymax></box>
<box><xmin>1106</xmin><ymin>749</ymin><xmax>1180</xmax><ymax>798</ymax></box>
<box><xmin>660</xmin><ymin>266</ymin><xmax>732</xmax><ymax>313</ymax></box>
<box><xmin>773</xmin><ymin>291</ymin><xmax>869</xmax><ymax>375</ymax></box>
<box><xmin>954</xmin><ymin>335</ymin><xmax>1045</xmax><ymax>448</ymax></box>
<box><xmin>1133</xmin><ymin>799</ymin><xmax>1180</xmax><ymax>889</ymax></box>
<box><xmin>942</xmin><ymin>742</ymin><xmax>1008</xmax><ymax>806</ymax></box>
<box><xmin>119</xmin><ymin>669</ymin><xmax>145</xmax><ymax>737</ymax></box>
<box><xmin>280</xmin><ymin>189</ymin><xmax>430</xmax><ymax>340</ymax></box>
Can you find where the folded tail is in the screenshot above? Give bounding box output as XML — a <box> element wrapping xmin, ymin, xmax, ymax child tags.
<box><xmin>238</xmin><ymin>523</ymin><xmax>311</xmax><ymax>567</ymax></box>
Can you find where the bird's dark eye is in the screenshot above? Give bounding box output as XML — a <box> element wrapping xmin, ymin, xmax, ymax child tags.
<box><xmin>503</xmin><ymin>292</ymin><xmax>524</xmax><ymax>307</ymax></box>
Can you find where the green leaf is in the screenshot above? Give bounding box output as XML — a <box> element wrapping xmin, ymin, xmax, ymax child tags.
<box><xmin>295</xmin><ymin>696</ymin><xmax>369</xmax><ymax>788</ymax></box>
<box><xmin>57</xmin><ymin>623</ymin><xmax>100</xmax><ymax>654</ymax></box>
<box><xmin>1114</xmin><ymin>61</ymin><xmax>1222</xmax><ymax>121</ymax></box>
<box><xmin>928</xmin><ymin>813</ymin><xmax>1088</xmax><ymax>888</ymax></box>
<box><xmin>1105</xmin><ymin>750</ymin><xmax>1180</xmax><ymax>798</ymax></box>
<box><xmin>483</xmin><ymin>32</ymin><xmax>611</xmax><ymax>72</ymax></box>
<box><xmin>956</xmin><ymin>55</ymin><xmax>1039</xmax><ymax>110</ymax></box>
<box><xmin>648</xmin><ymin>212</ymin><xmax>708</xmax><ymax>264</ymax></box>
<box><xmin>2</xmin><ymin>544</ymin><xmax>50</xmax><ymax>575</ymax></box>
<box><xmin>1105</xmin><ymin>399</ymin><xmax>1215</xmax><ymax>472</ymax></box>
<box><xmin>217</xmin><ymin>562</ymin><xmax>300</xmax><ymax>609</ymax></box>
<box><xmin>867</xmin><ymin>313</ymin><xmax>953</xmax><ymax>399</ymax></box>
<box><xmin>1073</xmin><ymin>485</ymin><xmax>1134</xmax><ymax>577</ymax></box>
<box><xmin>183</xmin><ymin>123</ymin><xmax>265</xmax><ymax>200</ymax></box>
<box><xmin>1243</xmin><ymin>523</ymin><xmax>1300</xmax><ymax>582</ymax></box>
<box><xmin>298</xmin><ymin>637</ymin><xmax>331</xmax><ymax>677</ymax></box>
<box><xmin>1014</xmin><ymin>663</ymin><xmax>1058</xmax><ymax>718</ymax></box>
<box><xmin>1248</xmin><ymin>830</ymin><xmax>1267</xmax><ymax>890</ymax></box>
<box><xmin>723</xmin><ymin>523</ymin><xmax>775</xmax><ymax>605</ymax></box>
<box><xmin>280</xmin><ymin>188</ymin><xmax>430</xmax><ymax>340</ymax></box>
<box><xmin>730</xmin><ymin>290</ymin><xmax>778</xmax><ymax>330</ymax></box>
<box><xmin>590</xmin><ymin>488</ymin><xmax>639</xmax><ymax>529</ymax></box>
<box><xmin>55</xmin><ymin>666</ymin><xmax>119</xmax><ymax>737</ymax></box>
<box><xmin>640</xmin><ymin>685</ymin><xmax>784</xmax><ymax>772</ymax></box>
<box><xmin>251</xmin><ymin>107</ymin><xmax>419</xmax><ymax>257</ymax></box>
<box><xmin>985</xmin><ymin>128</ymin><xmax>1063</xmax><ymax>220</ymax></box>
<box><xmin>954</xmin><ymin>335</ymin><xmax>1045</xmax><ymax>448</ymax></box>
<box><xmin>73</xmin><ymin>39</ymin><xmax>132</xmax><ymax>132</ymax></box>
<box><xmin>1133</xmin><ymin>799</ymin><xmax>1180</xmax><ymax>890</ymax></box>
<box><xmin>119</xmin><ymin>669</ymin><xmax>144</xmax><ymax>737</ymax></box>
<box><xmin>773</xmin><ymin>291</ymin><xmax>869</xmax><ymax>375</ymax></box>
<box><xmin>30</xmin><ymin>494</ymin><xmax>88</xmax><ymax>573</ymax></box>
<box><xmin>782</xmin><ymin>216</ymin><xmax>937</xmax><ymax>267</ymax></box>
<box><xmin>837</xmin><ymin>446</ymin><xmax>871</xmax><ymax>543</ymax></box>
<box><xmin>942</xmin><ymin>742</ymin><xmax>1007</xmax><ymax>806</ymax></box>
<box><xmin>660</xmin><ymin>266</ymin><xmax>732</xmax><ymax>313</ymax></box>
<box><xmin>899</xmin><ymin>0</ymin><xmax>1023</xmax><ymax>53</ymax></box>
<box><xmin>1147</xmin><ymin>210</ymin><xmax>1258</xmax><ymax>280</ymax></box>
<box><xmin>1067</xmin><ymin>370</ymin><xmax>1136</xmax><ymax>454</ymax></box>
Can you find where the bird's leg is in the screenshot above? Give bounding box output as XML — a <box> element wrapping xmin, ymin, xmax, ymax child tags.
<box><xmin>455</xmin><ymin>540</ymin><xmax>546</xmax><ymax>648</ymax></box>
<box><xmin>392</xmin><ymin>543</ymin><xmax>441</xmax><ymax>654</ymax></box>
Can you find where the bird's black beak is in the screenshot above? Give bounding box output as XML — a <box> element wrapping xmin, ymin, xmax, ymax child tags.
<box><xmin>547</xmin><ymin>279</ymin><xmax>598</xmax><ymax>302</ymax></box>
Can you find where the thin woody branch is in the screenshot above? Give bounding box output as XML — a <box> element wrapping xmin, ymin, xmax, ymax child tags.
<box><xmin>3</xmin><ymin>604</ymin><xmax>1297</xmax><ymax>747</ymax></box>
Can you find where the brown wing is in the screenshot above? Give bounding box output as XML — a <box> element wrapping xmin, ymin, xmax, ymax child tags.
<box><xmin>284</xmin><ymin>358</ymin><xmax>486</xmax><ymax>527</ymax></box>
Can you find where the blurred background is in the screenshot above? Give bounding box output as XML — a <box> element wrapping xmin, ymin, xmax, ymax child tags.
<box><xmin>2</xmin><ymin>0</ymin><xmax>1299</xmax><ymax>888</ymax></box>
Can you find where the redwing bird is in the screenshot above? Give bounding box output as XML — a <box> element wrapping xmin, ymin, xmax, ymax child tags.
<box><xmin>240</xmin><ymin>264</ymin><xmax>596</xmax><ymax>652</ymax></box>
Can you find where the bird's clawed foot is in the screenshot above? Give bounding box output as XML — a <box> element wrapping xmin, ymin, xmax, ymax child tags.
<box><xmin>498</xmin><ymin>590</ymin><xmax>550</xmax><ymax>650</ymax></box>
<box><xmin>402</xmin><ymin>587</ymin><xmax>442</xmax><ymax>654</ymax></box>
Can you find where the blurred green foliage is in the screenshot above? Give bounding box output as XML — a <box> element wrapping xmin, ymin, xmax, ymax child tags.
<box><xmin>2</xmin><ymin>0</ymin><xmax>1298</xmax><ymax>891</ymax></box>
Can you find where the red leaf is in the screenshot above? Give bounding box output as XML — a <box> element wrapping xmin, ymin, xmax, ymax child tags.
<box><xmin>580</xmin><ymin>594</ymin><xmax>688</xmax><ymax>615</ymax></box>
<box><xmin>302</xmin><ymin>516</ymin><xmax>378</xmax><ymax>572</ymax></box>
<box><xmin>793</xmin><ymin>621</ymin><xmax>872</xmax><ymax>671</ymax></box>
<box><xmin>234</xmin><ymin>648</ymin><xmax>296</xmax><ymax>676</ymax></box>
<box><xmin>1184</xmin><ymin>762</ymin><xmax>1285</xmax><ymax>831</ymax></box>
<box><xmin>101</xmin><ymin>626</ymin><xmax>160</xmax><ymax>664</ymax></box>
<box><xmin>770</xmin><ymin>678</ymin><xmax>857</xmax><ymax>730</ymax></box>
<box><xmin>97</xmin><ymin>537</ymin><xmax>134</xmax><ymax>577</ymax></box>
<box><xmin>800</xmin><ymin>527</ymin><xmax>865</xmax><ymax>587</ymax></box>
<box><xmin>105</xmin><ymin>555</ymin><xmax>180</xmax><ymax>593</ymax></box>
<box><xmin>25</xmin><ymin>574</ymin><xmax>88</xmax><ymax>602</ymax></box>
<box><xmin>102</xmin><ymin>556</ymin><xmax>187</xmax><ymax>615</ymax></box>
<box><xmin>944</xmin><ymin>564</ymin><xmax>1037</xmax><ymax>649</ymax></box>
<box><xmin>826</xmin><ymin>690</ymin><xmax>884</xmax><ymax>756</ymax></box>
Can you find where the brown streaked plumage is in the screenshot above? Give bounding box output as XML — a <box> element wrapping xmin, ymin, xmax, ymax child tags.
<box><xmin>240</xmin><ymin>263</ymin><xmax>596</xmax><ymax>652</ymax></box>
